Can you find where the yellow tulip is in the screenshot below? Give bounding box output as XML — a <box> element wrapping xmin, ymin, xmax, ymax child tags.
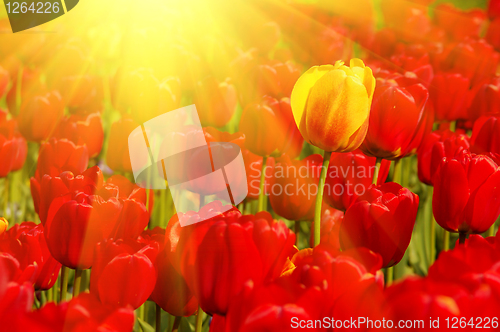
<box><xmin>0</xmin><ymin>218</ymin><xmax>8</xmax><ymax>236</ymax></box>
<box><xmin>291</xmin><ymin>59</ymin><xmax>376</xmax><ymax>152</ymax></box>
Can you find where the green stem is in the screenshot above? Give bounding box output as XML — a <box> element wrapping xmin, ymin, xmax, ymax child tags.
<box><xmin>427</xmin><ymin>186</ymin><xmax>436</xmax><ymax>265</ymax></box>
<box><xmin>171</xmin><ymin>316</ymin><xmax>181</xmax><ymax>332</ymax></box>
<box><xmin>386</xmin><ymin>266</ymin><xmax>394</xmax><ymax>286</ymax></box>
<box><xmin>195</xmin><ymin>306</ymin><xmax>204</xmax><ymax>332</ymax></box>
<box><xmin>295</xmin><ymin>220</ymin><xmax>300</xmax><ymax>247</ymax></box>
<box><xmin>489</xmin><ymin>223</ymin><xmax>496</xmax><ymax>237</ymax></box>
<box><xmin>392</xmin><ymin>159</ymin><xmax>402</xmax><ymax>184</ymax></box>
<box><xmin>40</xmin><ymin>290</ymin><xmax>47</xmax><ymax>307</ymax></box>
<box><xmin>314</xmin><ymin>151</ymin><xmax>332</xmax><ymax>247</ymax></box>
<box><xmin>443</xmin><ymin>231</ymin><xmax>450</xmax><ymax>251</ymax></box>
<box><xmin>156</xmin><ymin>304</ymin><xmax>162</xmax><ymax>332</ymax></box>
<box><xmin>47</xmin><ymin>286</ymin><xmax>53</xmax><ymax>302</ymax></box>
<box><xmin>372</xmin><ymin>158</ymin><xmax>382</xmax><ymax>185</ymax></box>
<box><xmin>257</xmin><ymin>156</ymin><xmax>268</xmax><ymax>212</ymax></box>
<box><xmin>73</xmin><ymin>269</ymin><xmax>82</xmax><ymax>297</ymax></box>
<box><xmin>60</xmin><ymin>266</ymin><xmax>68</xmax><ymax>302</ymax></box>
<box><xmin>53</xmin><ymin>274</ymin><xmax>59</xmax><ymax>304</ymax></box>
<box><xmin>450</xmin><ymin>120</ymin><xmax>457</xmax><ymax>132</ymax></box>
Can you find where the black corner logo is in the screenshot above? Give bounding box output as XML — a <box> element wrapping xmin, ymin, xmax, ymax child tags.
<box><xmin>3</xmin><ymin>0</ymin><xmax>79</xmax><ymax>33</ymax></box>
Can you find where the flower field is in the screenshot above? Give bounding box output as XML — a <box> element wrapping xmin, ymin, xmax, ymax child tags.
<box><xmin>1</xmin><ymin>0</ymin><xmax>500</xmax><ymax>331</ymax></box>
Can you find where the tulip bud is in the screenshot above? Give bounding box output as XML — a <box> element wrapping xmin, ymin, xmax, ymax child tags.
<box><xmin>291</xmin><ymin>59</ymin><xmax>375</xmax><ymax>152</ymax></box>
<box><xmin>106</xmin><ymin>117</ymin><xmax>138</xmax><ymax>173</ymax></box>
<box><xmin>433</xmin><ymin>150</ymin><xmax>500</xmax><ymax>234</ymax></box>
<box><xmin>429</xmin><ymin>72</ymin><xmax>470</xmax><ymax>122</ymax></box>
<box><xmin>467</xmin><ymin>77</ymin><xmax>500</xmax><ymax>121</ymax></box>
<box><xmin>194</xmin><ymin>77</ymin><xmax>237</xmax><ymax>127</ymax></box>
<box><xmin>340</xmin><ymin>182</ymin><xmax>419</xmax><ymax>267</ymax></box>
<box><xmin>471</xmin><ymin>116</ymin><xmax>500</xmax><ymax>155</ymax></box>
<box><xmin>53</xmin><ymin>113</ymin><xmax>104</xmax><ymax>158</ymax></box>
<box><xmin>0</xmin><ymin>110</ymin><xmax>27</xmax><ymax>178</ymax></box>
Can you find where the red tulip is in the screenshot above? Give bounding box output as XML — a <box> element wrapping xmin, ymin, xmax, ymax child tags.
<box><xmin>5</xmin><ymin>293</ymin><xmax>135</xmax><ymax>332</ymax></box>
<box><xmin>90</xmin><ymin>238</ymin><xmax>158</xmax><ymax>309</ymax></box>
<box><xmin>203</xmin><ymin>127</ymin><xmax>245</xmax><ymax>148</ymax></box>
<box><xmin>360</xmin><ymin>81</ymin><xmax>431</xmax><ymax>160</ymax></box>
<box><xmin>380</xmin><ymin>0</ymin><xmax>431</xmax><ymax>42</ymax></box>
<box><xmin>0</xmin><ymin>222</ymin><xmax>61</xmax><ymax>290</ymax></box>
<box><xmin>175</xmin><ymin>206</ymin><xmax>295</xmax><ymax>315</ymax></box>
<box><xmin>34</xmin><ymin>138</ymin><xmax>88</xmax><ymax>180</ymax></box>
<box><xmin>106</xmin><ymin>117</ymin><xmax>137</xmax><ymax>173</ymax></box>
<box><xmin>240</xmin><ymin>96</ymin><xmax>303</xmax><ymax>157</ymax></box>
<box><xmin>433</xmin><ymin>150</ymin><xmax>500</xmax><ymax>234</ymax></box>
<box><xmin>0</xmin><ymin>109</ymin><xmax>27</xmax><ymax>178</ymax></box>
<box><xmin>57</xmin><ymin>75</ymin><xmax>104</xmax><ymax>113</ymax></box>
<box><xmin>309</xmin><ymin>208</ymin><xmax>344</xmax><ymax>250</ymax></box>
<box><xmin>243</xmin><ymin>148</ymin><xmax>275</xmax><ymax>200</ymax></box>
<box><xmin>429</xmin><ymin>72</ymin><xmax>470</xmax><ymax>121</ymax></box>
<box><xmin>17</xmin><ymin>90</ymin><xmax>64</xmax><ymax>142</ymax></box>
<box><xmin>147</xmin><ymin>226</ymin><xmax>198</xmax><ymax>316</ymax></box>
<box><xmin>434</xmin><ymin>4</ymin><xmax>486</xmax><ymax>41</ymax></box>
<box><xmin>489</xmin><ymin>0</ymin><xmax>500</xmax><ymax>19</ymax></box>
<box><xmin>340</xmin><ymin>182</ymin><xmax>419</xmax><ymax>267</ymax></box>
<box><xmin>440</xmin><ymin>39</ymin><xmax>499</xmax><ymax>87</ymax></box>
<box><xmin>324</xmin><ymin>150</ymin><xmax>391</xmax><ymax>211</ymax></box>
<box><xmin>269</xmin><ymin>154</ymin><xmax>323</xmax><ymax>221</ymax></box>
<box><xmin>194</xmin><ymin>77</ymin><xmax>237</xmax><ymax>127</ymax></box>
<box><xmin>471</xmin><ymin>116</ymin><xmax>500</xmax><ymax>155</ymax></box>
<box><xmin>417</xmin><ymin>129</ymin><xmax>470</xmax><ymax>185</ymax></box>
<box><xmin>53</xmin><ymin>113</ymin><xmax>104</xmax><ymax>158</ymax></box>
<box><xmin>467</xmin><ymin>77</ymin><xmax>500</xmax><ymax>121</ymax></box>
<box><xmin>487</xmin><ymin>17</ymin><xmax>500</xmax><ymax>51</ymax></box>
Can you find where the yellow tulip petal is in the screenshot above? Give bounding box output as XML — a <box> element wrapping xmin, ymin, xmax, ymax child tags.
<box><xmin>290</xmin><ymin>64</ymin><xmax>334</xmax><ymax>132</ymax></box>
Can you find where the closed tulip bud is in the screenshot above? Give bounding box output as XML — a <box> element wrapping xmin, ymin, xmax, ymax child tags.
<box><xmin>203</xmin><ymin>127</ymin><xmax>245</xmax><ymax>148</ymax></box>
<box><xmin>17</xmin><ymin>90</ymin><xmax>64</xmax><ymax>142</ymax></box>
<box><xmin>0</xmin><ymin>222</ymin><xmax>61</xmax><ymax>290</ymax></box>
<box><xmin>57</xmin><ymin>75</ymin><xmax>104</xmax><ymax>113</ymax></box>
<box><xmin>360</xmin><ymin>81</ymin><xmax>430</xmax><ymax>160</ymax></box>
<box><xmin>269</xmin><ymin>154</ymin><xmax>323</xmax><ymax>221</ymax></box>
<box><xmin>240</xmin><ymin>96</ymin><xmax>303</xmax><ymax>157</ymax></box>
<box><xmin>0</xmin><ymin>218</ymin><xmax>7</xmax><ymax>236</ymax></box>
<box><xmin>53</xmin><ymin>113</ymin><xmax>104</xmax><ymax>158</ymax></box>
<box><xmin>430</xmin><ymin>72</ymin><xmax>470</xmax><ymax>122</ymax></box>
<box><xmin>324</xmin><ymin>150</ymin><xmax>391</xmax><ymax>211</ymax></box>
<box><xmin>90</xmin><ymin>238</ymin><xmax>158</xmax><ymax>309</ymax></box>
<box><xmin>106</xmin><ymin>117</ymin><xmax>137</xmax><ymax>173</ymax></box>
<box><xmin>471</xmin><ymin>116</ymin><xmax>500</xmax><ymax>155</ymax></box>
<box><xmin>417</xmin><ymin>130</ymin><xmax>470</xmax><ymax>185</ymax></box>
<box><xmin>433</xmin><ymin>150</ymin><xmax>500</xmax><ymax>234</ymax></box>
<box><xmin>34</xmin><ymin>138</ymin><xmax>89</xmax><ymax>181</ymax></box>
<box><xmin>340</xmin><ymin>182</ymin><xmax>419</xmax><ymax>267</ymax></box>
<box><xmin>467</xmin><ymin>77</ymin><xmax>500</xmax><ymax>121</ymax></box>
<box><xmin>0</xmin><ymin>110</ymin><xmax>27</xmax><ymax>178</ymax></box>
<box><xmin>291</xmin><ymin>59</ymin><xmax>375</xmax><ymax>152</ymax></box>
<box><xmin>194</xmin><ymin>77</ymin><xmax>237</xmax><ymax>127</ymax></box>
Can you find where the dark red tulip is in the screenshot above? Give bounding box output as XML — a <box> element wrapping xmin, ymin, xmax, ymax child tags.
<box><xmin>5</xmin><ymin>293</ymin><xmax>135</xmax><ymax>332</ymax></box>
<box><xmin>175</xmin><ymin>206</ymin><xmax>295</xmax><ymax>315</ymax></box>
<box><xmin>0</xmin><ymin>222</ymin><xmax>61</xmax><ymax>290</ymax></box>
<box><xmin>429</xmin><ymin>72</ymin><xmax>470</xmax><ymax>122</ymax></box>
<box><xmin>90</xmin><ymin>238</ymin><xmax>158</xmax><ymax>309</ymax></box>
<box><xmin>240</xmin><ymin>96</ymin><xmax>303</xmax><ymax>157</ymax></box>
<box><xmin>147</xmin><ymin>226</ymin><xmax>198</xmax><ymax>316</ymax></box>
<box><xmin>17</xmin><ymin>90</ymin><xmax>64</xmax><ymax>142</ymax></box>
<box><xmin>269</xmin><ymin>154</ymin><xmax>323</xmax><ymax>221</ymax></box>
<box><xmin>417</xmin><ymin>129</ymin><xmax>470</xmax><ymax>185</ymax></box>
<box><xmin>34</xmin><ymin>138</ymin><xmax>89</xmax><ymax>181</ymax></box>
<box><xmin>324</xmin><ymin>150</ymin><xmax>391</xmax><ymax>211</ymax></box>
<box><xmin>360</xmin><ymin>81</ymin><xmax>431</xmax><ymax>160</ymax></box>
<box><xmin>194</xmin><ymin>77</ymin><xmax>237</xmax><ymax>127</ymax></box>
<box><xmin>0</xmin><ymin>109</ymin><xmax>27</xmax><ymax>178</ymax></box>
<box><xmin>340</xmin><ymin>182</ymin><xmax>419</xmax><ymax>267</ymax></box>
<box><xmin>470</xmin><ymin>116</ymin><xmax>500</xmax><ymax>155</ymax></box>
<box><xmin>53</xmin><ymin>113</ymin><xmax>104</xmax><ymax>158</ymax></box>
<box><xmin>433</xmin><ymin>150</ymin><xmax>500</xmax><ymax>234</ymax></box>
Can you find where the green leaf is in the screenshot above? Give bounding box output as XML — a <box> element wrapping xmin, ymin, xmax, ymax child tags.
<box><xmin>137</xmin><ymin>318</ymin><xmax>155</xmax><ymax>332</ymax></box>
